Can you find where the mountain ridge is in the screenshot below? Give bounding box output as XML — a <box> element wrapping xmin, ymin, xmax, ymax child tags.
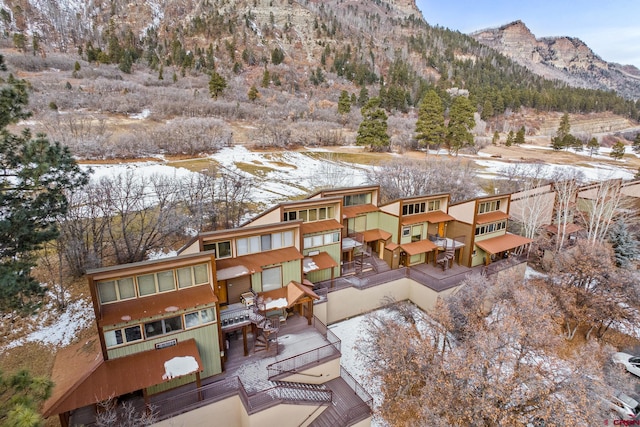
<box><xmin>471</xmin><ymin>20</ymin><xmax>640</xmax><ymax>99</ymax></box>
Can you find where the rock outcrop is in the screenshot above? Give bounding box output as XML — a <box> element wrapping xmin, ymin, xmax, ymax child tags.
<box><xmin>472</xmin><ymin>21</ymin><xmax>640</xmax><ymax>99</ymax></box>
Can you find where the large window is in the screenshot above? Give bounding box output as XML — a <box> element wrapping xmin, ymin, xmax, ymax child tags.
<box><xmin>137</xmin><ymin>270</ymin><xmax>175</xmax><ymax>296</ymax></box>
<box><xmin>475</xmin><ymin>221</ymin><xmax>506</xmax><ymax>236</ymax></box>
<box><xmin>184</xmin><ymin>308</ymin><xmax>216</xmax><ymax>329</ymax></box>
<box><xmin>97</xmin><ymin>263</ymin><xmax>209</xmax><ymax>304</ymax></box>
<box><xmin>428</xmin><ymin>200</ymin><xmax>441</xmax><ymax>211</ymax></box>
<box><xmin>283</xmin><ymin>206</ymin><xmax>335</xmax><ymax>223</ymax></box>
<box><xmin>402</xmin><ymin>200</ymin><xmax>441</xmax><ymax>216</ymax></box>
<box><xmin>262</xmin><ymin>267</ymin><xmax>282</xmax><ymax>292</ymax></box>
<box><xmin>98</xmin><ymin>278</ymin><xmax>136</xmax><ymax>304</ymax></box>
<box><xmin>478</xmin><ymin>200</ymin><xmax>501</xmax><ymax>214</ymax></box>
<box><xmin>303</xmin><ymin>232</ymin><xmax>340</xmax><ymax>249</ymax></box>
<box><xmin>237</xmin><ymin>231</ymin><xmax>295</xmax><ymax>255</ymax></box>
<box><xmin>177</xmin><ymin>264</ymin><xmax>209</xmax><ymax>289</ymax></box>
<box><xmin>203</xmin><ymin>240</ymin><xmax>231</xmax><ymax>258</ymax></box>
<box><xmin>104</xmin><ymin>325</ymin><xmax>143</xmax><ymax>348</ymax></box>
<box><xmin>144</xmin><ymin>316</ymin><xmax>183</xmax><ymax>339</ymax></box>
<box><xmin>344</xmin><ymin>193</ymin><xmax>371</xmax><ymax>207</ymax></box>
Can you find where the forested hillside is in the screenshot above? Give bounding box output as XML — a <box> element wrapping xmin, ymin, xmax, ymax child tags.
<box><xmin>0</xmin><ymin>0</ymin><xmax>638</xmax><ymax>126</ymax></box>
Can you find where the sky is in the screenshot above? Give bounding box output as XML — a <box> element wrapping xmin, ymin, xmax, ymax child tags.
<box><xmin>415</xmin><ymin>0</ymin><xmax>640</xmax><ymax>67</ymax></box>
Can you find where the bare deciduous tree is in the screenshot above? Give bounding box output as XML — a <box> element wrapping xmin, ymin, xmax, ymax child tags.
<box><xmin>95</xmin><ymin>398</ymin><xmax>157</xmax><ymax>427</ymax></box>
<box><xmin>96</xmin><ymin>172</ymin><xmax>190</xmax><ymax>264</ymax></box>
<box><xmin>550</xmin><ymin>171</ymin><xmax>584</xmax><ymax>252</ymax></box>
<box><xmin>251</xmin><ymin>119</ymin><xmax>292</xmax><ymax>148</ymax></box>
<box><xmin>366</xmin><ymin>157</ymin><xmax>480</xmax><ymax>203</ymax></box>
<box><xmin>544</xmin><ymin>239</ymin><xmax>634</xmax><ymax>340</ymax></box>
<box><xmin>214</xmin><ymin>167</ymin><xmax>256</xmax><ymax>228</ymax></box>
<box><xmin>358</xmin><ymin>275</ymin><xmax>612</xmax><ymax>426</ymax></box>
<box><xmin>578</xmin><ymin>178</ymin><xmax>624</xmax><ymax>245</ymax></box>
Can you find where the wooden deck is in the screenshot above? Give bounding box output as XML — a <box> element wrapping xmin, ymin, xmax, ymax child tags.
<box><xmin>309</xmin><ymin>377</ymin><xmax>371</xmax><ymax>427</ymax></box>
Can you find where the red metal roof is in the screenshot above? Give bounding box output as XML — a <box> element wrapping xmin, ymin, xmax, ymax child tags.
<box><xmin>304</xmin><ymin>252</ymin><xmax>338</xmax><ymax>272</ymax></box>
<box><xmin>400</xmin><ymin>211</ymin><xmax>455</xmax><ymax>226</ymax></box>
<box><xmin>215</xmin><ymin>247</ymin><xmax>304</xmax><ymax>274</ymax></box>
<box><xmin>475</xmin><ymin>233</ymin><xmax>533</xmax><ymax>254</ymax></box>
<box><xmin>343</xmin><ymin>204</ymin><xmax>379</xmax><ymax>218</ymax></box>
<box><xmin>400</xmin><ymin>240</ymin><xmax>437</xmax><ymax>256</ymax></box>
<box><xmin>43</xmin><ymin>338</ymin><xmax>203</xmax><ymax>418</ymax></box>
<box><xmin>99</xmin><ymin>284</ymin><xmax>217</xmax><ymax>327</ymax></box>
<box><xmin>301</xmin><ymin>219</ymin><xmax>343</xmax><ymax>235</ymax></box>
<box><xmin>362</xmin><ymin>228</ymin><xmax>392</xmax><ymax>242</ymax></box>
<box><xmin>475</xmin><ymin>211</ymin><xmax>509</xmax><ymax>224</ymax></box>
<box><xmin>545</xmin><ymin>223</ymin><xmax>582</xmax><ymax>235</ymax></box>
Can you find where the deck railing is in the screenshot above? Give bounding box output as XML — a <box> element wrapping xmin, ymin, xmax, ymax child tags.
<box><xmin>267</xmin><ymin>317</ymin><xmax>341</xmax><ymax>379</ymax></box>
<box><xmin>337</xmin><ymin>366</ymin><xmax>373</xmax><ymax>424</ymax></box>
<box><xmin>483</xmin><ymin>254</ymin><xmax>528</xmax><ymax>277</ymax></box>
<box><xmin>152</xmin><ymin>375</ymin><xmax>333</xmax><ymax>421</ymax></box>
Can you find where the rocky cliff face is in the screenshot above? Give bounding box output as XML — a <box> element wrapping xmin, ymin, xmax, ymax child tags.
<box><xmin>472</xmin><ymin>20</ymin><xmax>640</xmax><ymax>99</ymax></box>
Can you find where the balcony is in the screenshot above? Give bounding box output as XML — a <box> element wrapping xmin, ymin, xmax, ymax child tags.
<box><xmin>68</xmin><ymin>313</ymin><xmax>369</xmax><ymax>426</ymax></box>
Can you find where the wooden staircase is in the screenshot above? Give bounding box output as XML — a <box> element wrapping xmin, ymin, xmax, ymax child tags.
<box><xmin>249</xmin><ymin>308</ymin><xmax>279</xmax><ymax>352</ymax></box>
<box><xmin>271</xmin><ymin>381</ymin><xmax>332</xmax><ymax>404</ymax></box>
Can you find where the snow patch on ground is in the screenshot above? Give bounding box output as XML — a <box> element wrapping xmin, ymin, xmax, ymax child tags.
<box><xmin>1</xmin><ymin>292</ymin><xmax>94</xmax><ymax>351</ymax></box>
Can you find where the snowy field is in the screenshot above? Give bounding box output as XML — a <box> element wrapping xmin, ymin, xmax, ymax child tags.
<box><xmin>81</xmin><ymin>145</ymin><xmax>638</xmax><ymax>211</ymax></box>
<box><xmin>81</xmin><ymin>146</ymin><xmax>371</xmax><ymax>208</ymax></box>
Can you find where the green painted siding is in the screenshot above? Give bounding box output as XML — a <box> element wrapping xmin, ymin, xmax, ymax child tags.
<box><xmin>147</xmin><ymin>324</ymin><xmax>221</xmax><ymax>394</ymax></box>
<box><xmin>281</xmin><ymin>259</ymin><xmax>302</xmax><ymax>284</ymax></box>
<box><xmin>378</xmin><ymin>213</ymin><xmax>399</xmax><ymax>242</ymax></box>
<box><xmin>303</xmin><ymin>243</ymin><xmax>340</xmax><ymax>284</ymax></box>
<box><xmin>409</xmin><ymin>253</ymin><xmax>425</xmax><ymax>266</ymax></box>
<box><xmin>472</xmin><ymin>230</ymin><xmax>507</xmax><ymax>266</ymax></box>
<box><xmin>366</xmin><ymin>211</ymin><xmax>379</xmax><ymax>230</ymax></box>
<box><xmin>251</xmin><ymin>272</ymin><xmax>261</xmax><ymax>293</ymax></box>
<box><xmin>306</xmin><ymin>268</ymin><xmax>331</xmax><ymax>283</ymax></box>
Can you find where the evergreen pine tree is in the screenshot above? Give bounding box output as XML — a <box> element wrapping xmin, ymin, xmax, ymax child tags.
<box><xmin>610</xmin><ymin>141</ymin><xmax>626</xmax><ymax>160</ymax></box>
<box><xmin>445</xmin><ymin>95</ymin><xmax>475</xmax><ymax>155</ymax></box>
<box><xmin>505</xmin><ymin>130</ymin><xmax>514</xmax><ymax>146</ymax></box>
<box><xmin>480</xmin><ymin>99</ymin><xmax>494</xmax><ymax>121</ymax></box>
<box><xmin>261</xmin><ymin>68</ymin><xmax>270</xmax><ymax>88</ymax></box>
<box><xmin>414</xmin><ymin>90</ymin><xmax>445</xmax><ymax>153</ymax></box>
<box><xmin>515</xmin><ymin>126</ymin><xmax>525</xmax><ymax>145</ymax></box>
<box><xmin>356</xmin><ymin>97</ymin><xmax>390</xmax><ymax>152</ymax></box>
<box><xmin>271</xmin><ymin>47</ymin><xmax>284</xmax><ymax>65</ymax></box>
<box><xmin>587</xmin><ymin>137</ymin><xmax>600</xmax><ymax>157</ymax></box>
<box><xmin>551</xmin><ymin>112</ymin><xmax>571</xmax><ymax>150</ymax></box>
<box><xmin>609</xmin><ymin>220</ymin><xmax>639</xmax><ymax>267</ymax></box>
<box><xmin>337</xmin><ymin>90</ymin><xmax>351</xmax><ymax>115</ymax></box>
<box><xmin>248</xmin><ymin>85</ymin><xmax>259</xmax><ymax>102</ymax></box>
<box><xmin>633</xmin><ymin>133</ymin><xmax>640</xmax><ymax>154</ymax></box>
<box><xmin>492</xmin><ymin>130</ymin><xmax>500</xmax><ymax>145</ymax></box>
<box><xmin>357</xmin><ymin>86</ymin><xmax>369</xmax><ymax>107</ymax></box>
<box><xmin>208</xmin><ymin>70</ymin><xmax>227</xmax><ymax>98</ymax></box>
<box><xmin>0</xmin><ymin>60</ymin><xmax>89</xmax><ymax>312</ymax></box>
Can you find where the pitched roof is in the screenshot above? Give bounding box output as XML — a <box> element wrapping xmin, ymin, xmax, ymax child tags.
<box><xmin>257</xmin><ymin>281</ymin><xmax>320</xmax><ymax>309</ymax></box>
<box><xmin>475</xmin><ymin>233</ymin><xmax>533</xmax><ymax>254</ymax></box>
<box><xmin>303</xmin><ymin>252</ymin><xmax>338</xmax><ymax>273</ymax></box>
<box><xmin>99</xmin><ymin>284</ymin><xmax>217</xmax><ymax>327</ymax></box>
<box><xmin>401</xmin><ymin>211</ymin><xmax>455</xmax><ymax>226</ymax></box>
<box><xmin>43</xmin><ymin>338</ymin><xmax>203</xmax><ymax>418</ymax></box>
<box><xmin>301</xmin><ymin>219</ymin><xmax>343</xmax><ymax>235</ymax></box>
<box><xmin>400</xmin><ymin>240</ymin><xmax>437</xmax><ymax>256</ymax></box>
<box><xmin>362</xmin><ymin>228</ymin><xmax>392</xmax><ymax>242</ymax></box>
<box><xmin>475</xmin><ymin>211</ymin><xmax>509</xmax><ymax>224</ymax></box>
<box><xmin>216</xmin><ymin>247</ymin><xmax>304</xmax><ymax>274</ymax></box>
